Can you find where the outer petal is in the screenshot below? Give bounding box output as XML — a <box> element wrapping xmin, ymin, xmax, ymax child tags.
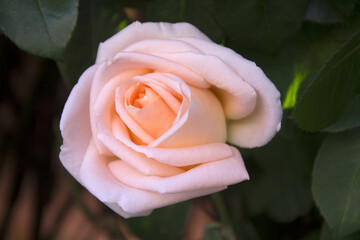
<box><xmin>96</xmin><ymin>22</ymin><xmax>211</xmax><ymax>63</ymax></box>
<box><xmin>108</xmin><ymin>147</ymin><xmax>249</xmax><ymax>193</ymax></box>
<box><xmin>95</xmin><ymin>51</ymin><xmax>209</xmax><ymax>89</ymax></box>
<box><xmin>59</xmin><ymin>65</ymin><xmax>98</xmax><ymax>182</ymax></box>
<box><xmin>79</xmin><ymin>140</ymin><xmax>226</xmax><ymax>217</ymax></box>
<box><xmin>178</xmin><ymin>37</ymin><xmax>282</xmax><ymax>148</ymax></box>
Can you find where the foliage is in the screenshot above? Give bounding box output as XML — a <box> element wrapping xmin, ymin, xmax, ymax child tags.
<box><xmin>1</xmin><ymin>0</ymin><xmax>360</xmax><ymax>239</ymax></box>
<box><xmin>313</xmin><ymin>129</ymin><xmax>360</xmax><ymax>239</ymax></box>
<box><xmin>0</xmin><ymin>0</ymin><xmax>78</xmax><ymax>59</ymax></box>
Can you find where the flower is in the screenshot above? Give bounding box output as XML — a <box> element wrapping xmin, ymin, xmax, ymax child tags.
<box><xmin>59</xmin><ymin>21</ymin><xmax>282</xmax><ymax>218</ymax></box>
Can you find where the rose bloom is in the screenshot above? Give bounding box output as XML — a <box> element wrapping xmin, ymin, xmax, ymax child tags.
<box><xmin>60</xmin><ymin>22</ymin><xmax>282</xmax><ymax>218</ymax></box>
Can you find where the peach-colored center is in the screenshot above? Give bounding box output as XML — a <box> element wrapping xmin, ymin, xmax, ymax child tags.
<box><xmin>131</xmin><ymin>85</ymin><xmax>157</xmax><ymax>108</ymax></box>
<box><xmin>125</xmin><ymin>83</ymin><xmax>177</xmax><ymax>140</ymax></box>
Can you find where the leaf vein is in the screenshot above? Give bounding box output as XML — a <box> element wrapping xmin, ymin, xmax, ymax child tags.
<box><xmin>35</xmin><ymin>0</ymin><xmax>53</xmax><ymax>45</ymax></box>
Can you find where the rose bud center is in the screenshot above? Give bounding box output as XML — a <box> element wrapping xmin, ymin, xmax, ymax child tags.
<box><xmin>125</xmin><ymin>83</ymin><xmax>178</xmax><ymax>140</ymax></box>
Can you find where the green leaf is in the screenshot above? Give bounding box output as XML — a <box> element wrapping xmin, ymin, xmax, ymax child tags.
<box><xmin>325</xmin><ymin>94</ymin><xmax>360</xmax><ymax>132</ymax></box>
<box><xmin>313</xmin><ymin>128</ymin><xmax>360</xmax><ymax>239</ymax></box>
<box><xmin>292</xmin><ymin>29</ymin><xmax>360</xmax><ymax>132</ymax></box>
<box><xmin>57</xmin><ymin>0</ymin><xmax>126</xmax><ymax>87</ymax></box>
<box><xmin>228</xmin><ymin>114</ymin><xmax>323</xmax><ymax>223</ymax></box>
<box><xmin>247</xmin><ymin>30</ymin><xmax>340</xmax><ymax>105</ymax></box>
<box><xmin>127</xmin><ymin>201</ymin><xmax>190</xmax><ymax>240</ymax></box>
<box><xmin>147</xmin><ymin>0</ymin><xmax>224</xmax><ymax>43</ymax></box>
<box><xmin>0</xmin><ymin>0</ymin><xmax>78</xmax><ymax>59</ymax></box>
<box><xmin>213</xmin><ymin>0</ymin><xmax>309</xmax><ymax>53</ymax></box>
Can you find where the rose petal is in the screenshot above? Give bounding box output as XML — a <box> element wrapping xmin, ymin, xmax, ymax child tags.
<box><xmin>110</xmin><ymin>115</ymin><xmax>234</xmax><ymax>167</ymax></box>
<box><xmin>108</xmin><ymin>146</ymin><xmax>249</xmax><ymax>194</ymax></box>
<box><xmin>133</xmin><ymin>74</ymin><xmax>182</xmax><ymax>114</ymax></box>
<box><xmin>123</xmin><ymin>38</ymin><xmax>201</xmax><ymax>54</ymax></box>
<box><xmin>59</xmin><ymin>65</ymin><xmax>98</xmax><ymax>182</ymax></box>
<box><xmin>153</xmin><ymin>85</ymin><xmax>227</xmax><ymax>148</ymax></box>
<box><xmin>110</xmin><ymin>75</ymin><xmax>226</xmax><ymax>148</ymax></box>
<box><xmin>113</xmin><ymin>73</ymin><xmax>188</xmax><ymax>144</ymax></box>
<box><xmin>124</xmin><ymin>85</ymin><xmax>177</xmax><ymax>139</ymax></box>
<box><xmin>98</xmin><ymin>120</ymin><xmax>184</xmax><ymax>177</ymax></box>
<box><xmin>178</xmin><ymin>37</ymin><xmax>283</xmax><ymax>148</ymax></box>
<box><xmin>91</xmin><ymin>69</ymin><xmax>150</xmax><ymax>155</ymax></box>
<box><xmin>94</xmin><ymin>51</ymin><xmax>209</xmax><ymax>92</ymax></box>
<box><xmin>115</xmin><ymin>82</ymin><xmax>155</xmax><ymax>144</ymax></box>
<box><xmin>79</xmin><ymin>140</ymin><xmax>225</xmax><ymax>217</ymax></box>
<box><xmin>153</xmin><ymin>51</ymin><xmax>257</xmax><ymax>119</ymax></box>
<box><xmin>96</xmin><ymin>22</ymin><xmax>211</xmax><ymax>63</ymax></box>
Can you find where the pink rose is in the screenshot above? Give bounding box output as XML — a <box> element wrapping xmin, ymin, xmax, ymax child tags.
<box><xmin>59</xmin><ymin>22</ymin><xmax>282</xmax><ymax>218</ymax></box>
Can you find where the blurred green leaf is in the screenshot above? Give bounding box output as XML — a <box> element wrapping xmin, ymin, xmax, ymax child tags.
<box><xmin>213</xmin><ymin>0</ymin><xmax>309</xmax><ymax>53</ymax></box>
<box><xmin>329</xmin><ymin>0</ymin><xmax>358</xmax><ymax>20</ymax></box>
<box><xmin>292</xmin><ymin>29</ymin><xmax>360</xmax><ymax>132</ymax></box>
<box><xmin>203</xmin><ymin>223</ymin><xmax>232</xmax><ymax>240</ymax></box>
<box><xmin>127</xmin><ymin>201</ymin><xmax>190</xmax><ymax>240</ymax></box>
<box><xmin>301</xmin><ymin>230</ymin><xmax>320</xmax><ymax>240</ymax></box>
<box><xmin>283</xmin><ymin>67</ymin><xmax>308</xmax><ymax>109</ymax></box>
<box><xmin>115</xmin><ymin>19</ymin><xmax>129</xmax><ymax>33</ymax></box>
<box><xmin>320</xmin><ymin>223</ymin><xmax>360</xmax><ymax>240</ymax></box>
<box><xmin>122</xmin><ymin>0</ymin><xmax>150</xmax><ymax>8</ymax></box>
<box><xmin>147</xmin><ymin>0</ymin><xmax>224</xmax><ymax>43</ymax></box>
<box><xmin>0</xmin><ymin>0</ymin><xmax>78</xmax><ymax>59</ymax></box>
<box><xmin>325</xmin><ymin>94</ymin><xmax>360</xmax><ymax>132</ymax></box>
<box><xmin>320</xmin><ymin>224</ymin><xmax>334</xmax><ymax>240</ymax></box>
<box><xmin>305</xmin><ymin>0</ymin><xmax>357</xmax><ymax>24</ymax></box>
<box><xmin>305</xmin><ymin>0</ymin><xmax>342</xmax><ymax>23</ymax></box>
<box><xmin>230</xmin><ymin>114</ymin><xmax>323</xmax><ymax>223</ymax></box>
<box><xmin>279</xmin><ymin>17</ymin><xmax>360</xmax><ymax>98</ymax></box>
<box><xmin>57</xmin><ymin>0</ymin><xmax>126</xmax><ymax>87</ymax></box>
<box><xmin>313</xmin><ymin>128</ymin><xmax>360</xmax><ymax>239</ymax></box>
<box><xmin>232</xmin><ymin>219</ymin><xmax>260</xmax><ymax>240</ymax></box>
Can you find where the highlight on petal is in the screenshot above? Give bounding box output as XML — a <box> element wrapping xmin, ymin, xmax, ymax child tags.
<box><xmin>119</xmin><ymin>140</ymin><xmax>235</xmax><ymax>167</ymax></box>
<box><xmin>123</xmin><ymin>39</ymin><xmax>201</xmax><ymax>55</ymax></box>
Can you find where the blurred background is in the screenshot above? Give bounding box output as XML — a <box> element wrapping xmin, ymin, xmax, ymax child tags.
<box><xmin>1</xmin><ymin>0</ymin><xmax>360</xmax><ymax>239</ymax></box>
